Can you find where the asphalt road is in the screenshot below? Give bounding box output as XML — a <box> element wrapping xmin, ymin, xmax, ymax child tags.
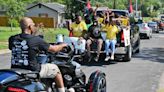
<box><xmin>0</xmin><ymin>31</ymin><xmax>164</xmax><ymax>92</ymax></box>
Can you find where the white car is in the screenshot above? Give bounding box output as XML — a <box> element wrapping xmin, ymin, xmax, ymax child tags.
<box><xmin>138</xmin><ymin>23</ymin><xmax>152</xmax><ymax>39</ymax></box>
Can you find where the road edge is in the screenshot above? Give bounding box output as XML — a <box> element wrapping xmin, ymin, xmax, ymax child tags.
<box><xmin>157</xmin><ymin>72</ymin><xmax>164</xmax><ymax>92</ymax></box>
<box><xmin>0</xmin><ymin>49</ymin><xmax>11</xmax><ymax>55</ymax></box>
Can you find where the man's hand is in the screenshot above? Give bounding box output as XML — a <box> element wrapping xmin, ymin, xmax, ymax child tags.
<box><xmin>48</xmin><ymin>43</ymin><xmax>68</xmax><ymax>52</ymax></box>
<box><xmin>79</xmin><ymin>37</ymin><xmax>84</xmax><ymax>40</ymax></box>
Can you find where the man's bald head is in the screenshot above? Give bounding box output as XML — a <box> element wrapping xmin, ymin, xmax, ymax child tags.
<box><xmin>20</xmin><ymin>17</ymin><xmax>34</xmax><ymax>32</ymax></box>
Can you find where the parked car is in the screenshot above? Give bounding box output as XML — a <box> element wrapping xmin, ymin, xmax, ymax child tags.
<box><xmin>138</xmin><ymin>23</ymin><xmax>152</xmax><ymax>39</ymax></box>
<box><xmin>158</xmin><ymin>20</ymin><xmax>164</xmax><ymax>31</ymax></box>
<box><xmin>148</xmin><ymin>22</ymin><xmax>159</xmax><ymax>33</ymax></box>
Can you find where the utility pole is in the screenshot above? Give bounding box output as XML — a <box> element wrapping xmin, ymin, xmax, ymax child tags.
<box><xmin>141</xmin><ymin>0</ymin><xmax>143</xmax><ymax>18</ymax></box>
<box><xmin>135</xmin><ymin>0</ymin><xmax>138</xmax><ymax>17</ymax></box>
<box><xmin>135</xmin><ymin>0</ymin><xmax>138</xmax><ymax>11</ymax></box>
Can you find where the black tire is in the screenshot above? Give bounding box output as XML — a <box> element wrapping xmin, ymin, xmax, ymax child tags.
<box><xmin>83</xmin><ymin>53</ymin><xmax>92</xmax><ymax>62</ymax></box>
<box><xmin>135</xmin><ymin>48</ymin><xmax>140</xmax><ymax>53</ymax></box>
<box><xmin>123</xmin><ymin>45</ymin><xmax>132</xmax><ymax>62</ymax></box>
<box><xmin>88</xmin><ymin>74</ymin><xmax>106</xmax><ymax>92</ymax></box>
<box><xmin>147</xmin><ymin>36</ymin><xmax>150</xmax><ymax>39</ymax></box>
<box><xmin>135</xmin><ymin>37</ymin><xmax>140</xmax><ymax>53</ymax></box>
<box><xmin>156</xmin><ymin>31</ymin><xmax>159</xmax><ymax>33</ymax></box>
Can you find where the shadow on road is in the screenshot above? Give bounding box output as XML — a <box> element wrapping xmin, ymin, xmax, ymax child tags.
<box><xmin>133</xmin><ymin>47</ymin><xmax>164</xmax><ymax>63</ymax></box>
<box><xmin>78</xmin><ymin>60</ymin><xmax>113</xmax><ymax>66</ymax></box>
<box><xmin>158</xmin><ymin>31</ymin><xmax>164</xmax><ymax>34</ymax></box>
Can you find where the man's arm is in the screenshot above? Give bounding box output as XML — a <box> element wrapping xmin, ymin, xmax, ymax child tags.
<box><xmin>48</xmin><ymin>43</ymin><xmax>67</xmax><ymax>52</ymax></box>
<box><xmin>67</xmin><ymin>21</ymin><xmax>72</xmax><ymax>31</ymax></box>
<box><xmin>93</xmin><ymin>5</ymin><xmax>99</xmax><ymax>16</ymax></box>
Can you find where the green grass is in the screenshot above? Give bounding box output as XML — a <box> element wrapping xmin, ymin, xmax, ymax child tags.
<box><xmin>0</xmin><ymin>27</ymin><xmax>21</xmax><ymax>42</ymax></box>
<box><xmin>0</xmin><ymin>27</ymin><xmax>69</xmax><ymax>50</ymax></box>
<box><xmin>142</xmin><ymin>17</ymin><xmax>159</xmax><ymax>22</ymax></box>
<box><xmin>0</xmin><ymin>44</ymin><xmax>7</xmax><ymax>50</ymax></box>
<box><xmin>43</xmin><ymin>28</ymin><xmax>69</xmax><ymax>43</ymax></box>
<box><xmin>142</xmin><ymin>17</ymin><xmax>152</xmax><ymax>22</ymax></box>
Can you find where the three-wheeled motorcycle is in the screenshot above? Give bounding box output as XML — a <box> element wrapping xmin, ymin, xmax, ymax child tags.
<box><xmin>0</xmin><ymin>44</ymin><xmax>106</xmax><ymax>92</ymax></box>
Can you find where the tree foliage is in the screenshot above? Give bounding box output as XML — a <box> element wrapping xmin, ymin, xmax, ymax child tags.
<box><xmin>63</xmin><ymin>0</ymin><xmax>163</xmax><ymax>18</ymax></box>
<box><xmin>90</xmin><ymin>0</ymin><xmax>163</xmax><ymax>17</ymax></box>
<box><xmin>1</xmin><ymin>0</ymin><xmax>163</xmax><ymax>20</ymax></box>
<box><xmin>1</xmin><ymin>0</ymin><xmax>37</xmax><ymax>29</ymax></box>
<box><xmin>65</xmin><ymin>0</ymin><xmax>86</xmax><ymax>19</ymax></box>
<box><xmin>139</xmin><ymin>0</ymin><xmax>163</xmax><ymax>17</ymax></box>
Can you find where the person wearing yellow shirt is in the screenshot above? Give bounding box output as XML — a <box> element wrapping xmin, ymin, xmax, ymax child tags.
<box><xmin>104</xmin><ymin>19</ymin><xmax>119</xmax><ymax>61</ymax></box>
<box><xmin>98</xmin><ymin>17</ymin><xmax>104</xmax><ymax>24</ymax></box>
<box><xmin>121</xmin><ymin>16</ymin><xmax>129</xmax><ymax>27</ymax></box>
<box><xmin>70</xmin><ymin>15</ymin><xmax>88</xmax><ymax>37</ymax></box>
<box><xmin>121</xmin><ymin>18</ymin><xmax>129</xmax><ymax>26</ymax></box>
<box><xmin>67</xmin><ymin>15</ymin><xmax>87</xmax><ymax>54</ymax></box>
<box><xmin>119</xmin><ymin>15</ymin><xmax>130</xmax><ymax>30</ymax></box>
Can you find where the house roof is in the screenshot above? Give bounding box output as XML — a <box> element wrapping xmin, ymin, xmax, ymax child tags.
<box><xmin>27</xmin><ymin>3</ymin><xmax>65</xmax><ymax>14</ymax></box>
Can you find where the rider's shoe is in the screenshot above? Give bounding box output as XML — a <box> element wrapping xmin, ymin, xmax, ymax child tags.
<box><xmin>105</xmin><ymin>56</ymin><xmax>110</xmax><ymax>61</ymax></box>
<box><xmin>111</xmin><ymin>55</ymin><xmax>114</xmax><ymax>60</ymax></box>
<box><xmin>94</xmin><ymin>56</ymin><xmax>99</xmax><ymax>62</ymax></box>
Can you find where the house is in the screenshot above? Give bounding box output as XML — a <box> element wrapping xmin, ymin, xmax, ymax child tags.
<box><xmin>26</xmin><ymin>3</ymin><xmax>66</xmax><ymax>28</ymax></box>
<box><xmin>0</xmin><ymin>5</ymin><xmax>6</xmax><ymax>16</ymax></box>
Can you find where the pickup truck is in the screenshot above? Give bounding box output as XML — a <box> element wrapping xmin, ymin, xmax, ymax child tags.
<box><xmin>88</xmin><ymin>9</ymin><xmax>140</xmax><ymax>62</ymax></box>
<box><xmin>62</xmin><ymin>9</ymin><xmax>140</xmax><ymax>62</ymax></box>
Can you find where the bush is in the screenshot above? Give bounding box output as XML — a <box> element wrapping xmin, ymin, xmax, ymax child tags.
<box><xmin>8</xmin><ymin>19</ymin><xmax>20</xmax><ymax>27</ymax></box>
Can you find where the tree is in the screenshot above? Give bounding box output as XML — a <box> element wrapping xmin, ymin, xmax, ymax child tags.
<box><xmin>1</xmin><ymin>0</ymin><xmax>36</xmax><ymax>30</ymax></box>
<box><xmin>33</xmin><ymin>0</ymin><xmax>66</xmax><ymax>3</ymax></box>
<box><xmin>140</xmin><ymin>0</ymin><xmax>162</xmax><ymax>17</ymax></box>
<box><xmin>89</xmin><ymin>0</ymin><xmax>163</xmax><ymax>17</ymax></box>
<box><xmin>65</xmin><ymin>0</ymin><xmax>86</xmax><ymax>20</ymax></box>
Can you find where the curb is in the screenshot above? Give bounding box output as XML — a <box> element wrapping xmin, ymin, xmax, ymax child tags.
<box><xmin>0</xmin><ymin>49</ymin><xmax>11</xmax><ymax>55</ymax></box>
<box><xmin>157</xmin><ymin>72</ymin><xmax>164</xmax><ymax>92</ymax></box>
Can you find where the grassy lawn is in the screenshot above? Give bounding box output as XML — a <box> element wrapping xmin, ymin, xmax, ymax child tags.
<box><xmin>142</xmin><ymin>17</ymin><xmax>152</xmax><ymax>22</ymax></box>
<box><xmin>0</xmin><ymin>43</ymin><xmax>7</xmax><ymax>50</ymax></box>
<box><xmin>0</xmin><ymin>27</ymin><xmax>69</xmax><ymax>50</ymax></box>
<box><xmin>142</xmin><ymin>17</ymin><xmax>159</xmax><ymax>22</ymax></box>
<box><xmin>43</xmin><ymin>28</ymin><xmax>69</xmax><ymax>43</ymax></box>
<box><xmin>0</xmin><ymin>27</ymin><xmax>21</xmax><ymax>42</ymax></box>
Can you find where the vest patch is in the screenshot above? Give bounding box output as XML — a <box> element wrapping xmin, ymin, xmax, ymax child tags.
<box><xmin>11</xmin><ymin>39</ymin><xmax>29</xmax><ymax>67</ymax></box>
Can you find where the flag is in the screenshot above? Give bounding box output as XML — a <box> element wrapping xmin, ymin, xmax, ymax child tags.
<box><xmin>129</xmin><ymin>0</ymin><xmax>133</xmax><ymax>13</ymax></box>
<box><xmin>87</xmin><ymin>0</ymin><xmax>91</xmax><ymax>9</ymax></box>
